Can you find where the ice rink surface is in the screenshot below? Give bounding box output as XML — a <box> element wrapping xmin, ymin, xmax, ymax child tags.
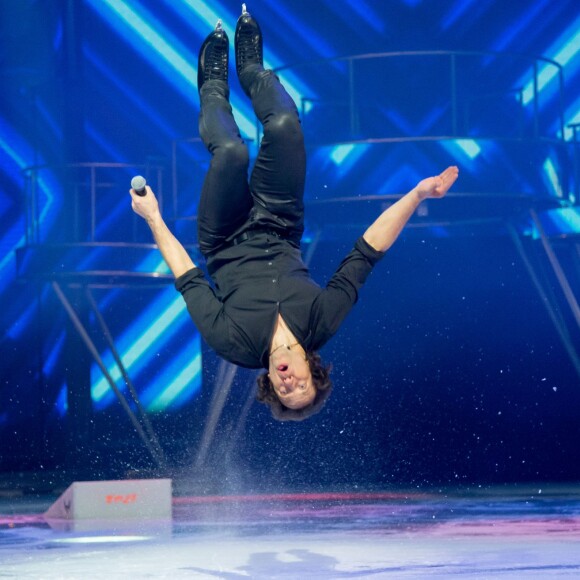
<box><xmin>1</xmin><ymin>486</ymin><xmax>579</xmax><ymax>579</ymax></box>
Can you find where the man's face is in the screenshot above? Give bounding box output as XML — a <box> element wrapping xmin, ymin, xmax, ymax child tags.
<box><xmin>268</xmin><ymin>348</ymin><xmax>316</xmax><ymax>410</ymax></box>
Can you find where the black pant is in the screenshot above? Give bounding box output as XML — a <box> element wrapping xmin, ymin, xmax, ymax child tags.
<box><xmin>197</xmin><ymin>65</ymin><xmax>306</xmax><ymax>257</ymax></box>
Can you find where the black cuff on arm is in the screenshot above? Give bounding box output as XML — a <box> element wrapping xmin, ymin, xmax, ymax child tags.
<box><xmin>174</xmin><ymin>267</ymin><xmax>206</xmax><ymax>293</ymax></box>
<box><xmin>355</xmin><ymin>236</ymin><xmax>385</xmax><ymax>266</ymax></box>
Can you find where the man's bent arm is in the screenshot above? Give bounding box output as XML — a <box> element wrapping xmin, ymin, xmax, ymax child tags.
<box><xmin>363</xmin><ymin>166</ymin><xmax>459</xmax><ymax>253</ymax></box>
<box><xmin>130</xmin><ymin>186</ymin><xmax>196</xmax><ymax>278</ymax></box>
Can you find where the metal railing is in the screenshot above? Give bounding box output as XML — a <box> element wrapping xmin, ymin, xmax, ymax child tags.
<box><xmin>273</xmin><ymin>49</ymin><xmax>565</xmax><ymax>142</ymax></box>
<box><xmin>23</xmin><ymin>162</ymin><xmax>164</xmax><ymax>245</ymax></box>
<box><xmin>569</xmin><ymin>122</ymin><xmax>580</xmax><ymax>204</ymax></box>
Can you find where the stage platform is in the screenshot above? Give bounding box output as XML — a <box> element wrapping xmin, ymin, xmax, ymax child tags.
<box><xmin>1</xmin><ymin>484</ymin><xmax>579</xmax><ymax>578</ymax></box>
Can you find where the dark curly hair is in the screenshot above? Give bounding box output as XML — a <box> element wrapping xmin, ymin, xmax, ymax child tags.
<box><xmin>256</xmin><ymin>351</ymin><xmax>333</xmax><ymax>421</ymax></box>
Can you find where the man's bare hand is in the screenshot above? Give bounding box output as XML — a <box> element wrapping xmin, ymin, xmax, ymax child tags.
<box><xmin>129</xmin><ymin>185</ymin><xmax>161</xmax><ymax>223</ymax></box>
<box><xmin>416</xmin><ymin>166</ymin><xmax>459</xmax><ymax>201</ymax></box>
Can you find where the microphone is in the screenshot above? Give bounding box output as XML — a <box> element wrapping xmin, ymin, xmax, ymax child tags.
<box><xmin>131</xmin><ymin>175</ymin><xmax>147</xmax><ymax>196</ymax></box>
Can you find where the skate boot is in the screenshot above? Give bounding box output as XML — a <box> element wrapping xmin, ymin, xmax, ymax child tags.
<box><xmin>235</xmin><ymin>3</ymin><xmax>263</xmax><ymax>82</ymax></box>
<box><xmin>198</xmin><ymin>20</ymin><xmax>229</xmax><ymax>92</ymax></box>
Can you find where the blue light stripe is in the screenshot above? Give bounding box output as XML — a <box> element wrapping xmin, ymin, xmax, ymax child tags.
<box><xmin>453</xmin><ymin>139</ymin><xmax>481</xmax><ymax>160</ymax></box>
<box><xmin>86</xmin><ymin>0</ymin><xmax>256</xmax><ymax>137</ymax></box>
<box><xmin>35</xmin><ymin>99</ymin><xmax>63</xmax><ymax>143</ymax></box>
<box><xmin>43</xmin><ymin>331</ymin><xmax>66</xmax><ymax>377</ymax></box>
<box><xmin>542</xmin><ymin>157</ymin><xmax>564</xmax><ymax>198</ymax></box>
<box><xmin>170</xmin><ymin>0</ymin><xmax>223</xmax><ymax>31</ymax></box>
<box><xmin>85</xmin><ymin>123</ymin><xmax>130</xmax><ymax>169</ymax></box>
<box><xmin>144</xmin><ymin>347</ymin><xmax>202</xmax><ymax>411</ymax></box>
<box><xmin>329</xmin><ymin>143</ymin><xmax>370</xmax><ymax>176</ymax></box>
<box><xmin>487</xmin><ymin>0</ymin><xmax>551</xmax><ymax>56</ymax></box>
<box><xmin>442</xmin><ymin>0</ymin><xmax>479</xmax><ymax>30</ymax></box>
<box><xmin>54</xmin><ymin>384</ymin><xmax>67</xmax><ymax>416</ymax></box>
<box><xmin>34</xmin><ymin>174</ymin><xmax>59</xmax><ymax>242</ymax></box>
<box><xmin>266</xmin><ymin>3</ymin><xmax>335</xmax><ymax>63</ymax></box>
<box><xmin>91</xmin><ymin>291</ymin><xmax>191</xmax><ymax>405</ymax></box>
<box><xmin>345</xmin><ymin>1</ymin><xmax>386</xmax><ymax>30</ymax></box>
<box><xmin>520</xmin><ymin>16</ymin><xmax>580</xmax><ymax>106</ymax></box>
<box><xmin>521</xmin><ymin>63</ymin><xmax>562</xmax><ymax>106</ymax></box>
<box><xmin>330</xmin><ymin>144</ymin><xmax>355</xmax><ymax>165</ymax></box>
<box><xmin>0</xmin><ymin>125</ymin><xmax>28</xmax><ymax>167</ymax></box>
<box><xmin>88</xmin><ymin>256</ymin><xmax>170</xmax><ymax>318</ymax></box>
<box><xmin>562</xmin><ymin>95</ymin><xmax>580</xmax><ymax>140</ymax></box>
<box><xmin>84</xmin><ymin>46</ymin><xmax>177</xmax><ymax>138</ymax></box>
<box><xmin>88</xmin><ymin>0</ymin><xmax>196</xmax><ymax>91</ymax></box>
<box><xmin>0</xmin><ymin>122</ymin><xmax>58</xmax><ymax>283</ymax></box>
<box><xmin>532</xmin><ymin>208</ymin><xmax>580</xmax><ymax>239</ymax></box>
<box><xmin>440</xmin><ymin>139</ymin><xmax>483</xmax><ymax>164</ymax></box>
<box><xmin>0</xmin><ymin>124</ymin><xmax>58</xmax><ymax>242</ymax></box>
<box><xmin>6</xmin><ymin>287</ymin><xmax>37</xmax><ymax>340</ymax></box>
<box><xmin>381</xmin><ymin>105</ymin><xmax>447</xmax><ymax>137</ymax></box>
<box><xmin>377</xmin><ymin>163</ymin><xmax>424</xmax><ymax>196</ymax></box>
<box><xmin>0</xmin><ymin>223</ymin><xmax>24</xmax><ymax>276</ymax></box>
<box><xmin>135</xmin><ymin>254</ymin><xmax>171</xmax><ymax>276</ymax></box>
<box><xmin>554</xmin><ymin>208</ymin><xmax>580</xmax><ymax>233</ymax></box>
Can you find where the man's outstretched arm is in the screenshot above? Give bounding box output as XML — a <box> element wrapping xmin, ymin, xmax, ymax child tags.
<box><xmin>129</xmin><ymin>186</ymin><xmax>196</xmax><ymax>278</ymax></box>
<box><xmin>363</xmin><ymin>166</ymin><xmax>459</xmax><ymax>252</ymax></box>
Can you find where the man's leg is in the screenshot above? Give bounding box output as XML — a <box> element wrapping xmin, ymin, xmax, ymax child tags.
<box><xmin>236</xmin><ymin>8</ymin><xmax>306</xmax><ymax>243</ymax></box>
<box><xmin>197</xmin><ymin>24</ymin><xmax>252</xmax><ymax>256</ymax></box>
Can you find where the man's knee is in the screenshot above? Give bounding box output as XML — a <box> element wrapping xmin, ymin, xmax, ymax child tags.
<box><xmin>264</xmin><ymin>111</ymin><xmax>303</xmax><ymax>145</ymax></box>
<box><xmin>213</xmin><ymin>140</ymin><xmax>249</xmax><ymax>171</ymax></box>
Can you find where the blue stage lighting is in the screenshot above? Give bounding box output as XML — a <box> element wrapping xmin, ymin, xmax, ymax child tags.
<box><xmin>329</xmin><ymin>143</ymin><xmax>371</xmax><ymax>177</ymax></box>
<box><xmin>542</xmin><ymin>157</ymin><xmax>564</xmax><ymax>198</ymax></box>
<box><xmin>330</xmin><ymin>144</ymin><xmax>355</xmax><ymax>165</ymax></box>
<box><xmin>84</xmin><ymin>46</ymin><xmax>177</xmax><ymax>138</ymax></box>
<box><xmin>453</xmin><ymin>139</ymin><xmax>482</xmax><ymax>160</ymax></box>
<box><xmin>7</xmin><ymin>296</ymin><xmax>38</xmax><ymax>341</ymax></box>
<box><xmin>441</xmin><ymin>0</ymin><xmax>479</xmax><ymax>30</ymax></box>
<box><xmin>377</xmin><ymin>163</ymin><xmax>424</xmax><ymax>195</ymax></box>
<box><xmin>0</xmin><ymin>120</ymin><xmax>59</xmax><ymax>287</ymax></box>
<box><xmin>562</xmin><ymin>94</ymin><xmax>580</xmax><ymax>140</ymax></box>
<box><xmin>86</xmin><ymin>0</ymin><xmax>257</xmax><ymax>137</ymax></box>
<box><xmin>0</xmin><ymin>224</ymin><xmax>25</xmax><ymax>281</ymax></box>
<box><xmin>143</xmin><ymin>348</ymin><xmax>202</xmax><ymax>411</ymax></box>
<box><xmin>35</xmin><ymin>99</ymin><xmax>63</xmax><ymax>142</ymax></box>
<box><xmin>136</xmin><ymin>255</ymin><xmax>171</xmax><ymax>276</ymax></box>
<box><xmin>166</xmin><ymin>0</ymin><xmax>313</xmax><ymax>125</ymax></box>
<box><xmin>532</xmin><ymin>207</ymin><xmax>580</xmax><ymax>239</ymax></box>
<box><xmin>166</xmin><ymin>0</ymin><xmax>223</xmax><ymax>31</ymax></box>
<box><xmin>0</xmin><ymin>123</ymin><xmax>28</xmax><ymax>168</ymax></box>
<box><xmin>520</xmin><ymin>16</ymin><xmax>580</xmax><ymax>106</ymax></box>
<box><xmin>54</xmin><ymin>385</ymin><xmax>67</xmax><ymax>417</ymax></box>
<box><xmin>86</xmin><ymin>0</ymin><xmax>196</xmax><ymax>95</ymax></box>
<box><xmin>340</xmin><ymin>1</ymin><xmax>385</xmax><ymax>32</ymax></box>
<box><xmin>43</xmin><ymin>332</ymin><xmax>67</xmax><ymax>377</ymax></box>
<box><xmin>440</xmin><ymin>139</ymin><xmax>483</xmax><ymax>164</ymax></box>
<box><xmin>91</xmin><ymin>290</ymin><xmax>191</xmax><ymax>406</ymax></box>
<box><xmin>486</xmin><ymin>0</ymin><xmax>550</xmax><ymax>56</ymax></box>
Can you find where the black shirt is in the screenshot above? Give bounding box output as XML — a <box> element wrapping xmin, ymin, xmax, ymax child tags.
<box><xmin>175</xmin><ymin>232</ymin><xmax>384</xmax><ymax>369</ymax></box>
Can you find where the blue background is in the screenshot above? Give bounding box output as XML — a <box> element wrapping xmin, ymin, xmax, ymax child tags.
<box><xmin>1</xmin><ymin>0</ymin><xmax>579</xmax><ymax>490</ymax></box>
